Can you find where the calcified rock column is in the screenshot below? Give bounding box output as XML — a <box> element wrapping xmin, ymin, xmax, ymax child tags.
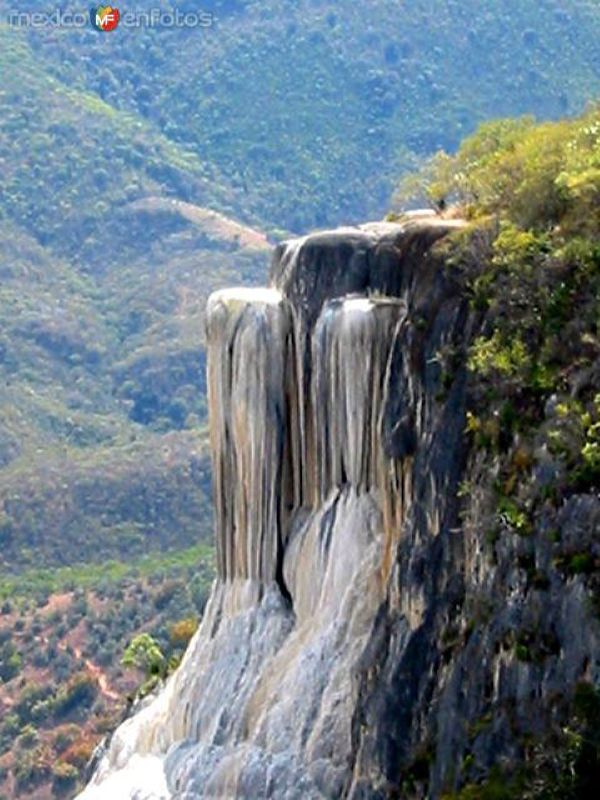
<box><xmin>206</xmin><ymin>288</ymin><xmax>292</xmax><ymax>585</ymax></box>
<box><xmin>311</xmin><ymin>296</ymin><xmax>406</xmax><ymax>504</ymax></box>
<box><xmin>309</xmin><ymin>296</ymin><xmax>412</xmax><ymax>585</ymax></box>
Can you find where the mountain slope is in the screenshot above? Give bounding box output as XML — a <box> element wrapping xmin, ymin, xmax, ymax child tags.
<box><xmin>2</xmin><ymin>0</ymin><xmax>598</xmax><ymax>237</ymax></box>
<box><xmin>0</xmin><ymin>211</ymin><xmax>269</xmax><ymax>571</ymax></box>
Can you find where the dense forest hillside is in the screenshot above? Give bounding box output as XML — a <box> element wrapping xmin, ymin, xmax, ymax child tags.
<box><xmin>0</xmin><ymin>209</ymin><xmax>268</xmax><ymax>571</ymax></box>
<box><xmin>1</xmin><ymin>1</ymin><xmax>599</xmax><ymax>237</ymax></box>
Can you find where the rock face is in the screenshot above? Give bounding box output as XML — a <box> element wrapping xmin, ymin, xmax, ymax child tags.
<box><xmin>78</xmin><ymin>215</ymin><xmax>600</xmax><ymax>799</ymax></box>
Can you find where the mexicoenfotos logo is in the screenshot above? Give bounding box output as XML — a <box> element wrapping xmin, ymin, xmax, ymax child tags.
<box><xmin>92</xmin><ymin>5</ymin><xmax>120</xmax><ymax>31</ymax></box>
<box><xmin>5</xmin><ymin>6</ymin><xmax>214</xmax><ymax>29</ymax></box>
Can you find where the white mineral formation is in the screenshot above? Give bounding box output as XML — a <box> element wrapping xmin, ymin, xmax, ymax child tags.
<box><xmin>78</xmin><ymin>220</ymin><xmax>457</xmax><ymax>799</ymax></box>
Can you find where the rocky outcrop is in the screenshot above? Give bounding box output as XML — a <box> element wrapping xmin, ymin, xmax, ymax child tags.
<box><xmin>78</xmin><ymin>213</ymin><xmax>600</xmax><ymax>799</ymax></box>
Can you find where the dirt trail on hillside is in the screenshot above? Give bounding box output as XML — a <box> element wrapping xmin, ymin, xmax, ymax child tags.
<box><xmin>72</xmin><ymin>645</ymin><xmax>120</xmax><ymax>702</ymax></box>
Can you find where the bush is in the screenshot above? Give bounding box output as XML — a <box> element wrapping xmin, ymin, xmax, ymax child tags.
<box><xmin>53</xmin><ymin>725</ymin><xmax>80</xmax><ymax>754</ymax></box>
<box><xmin>13</xmin><ymin>746</ymin><xmax>50</xmax><ymax>793</ymax></box>
<box><xmin>63</xmin><ymin>736</ymin><xmax>96</xmax><ymax>769</ymax></box>
<box><xmin>53</xmin><ymin>673</ymin><xmax>98</xmax><ymax>719</ymax></box>
<box><xmin>169</xmin><ymin>618</ymin><xmax>198</xmax><ymax>649</ymax></box>
<box><xmin>0</xmin><ymin>641</ymin><xmax>21</xmax><ymax>682</ymax></box>
<box><xmin>469</xmin><ymin>331</ymin><xmax>530</xmax><ymax>379</ymax></box>
<box><xmin>122</xmin><ymin>633</ymin><xmax>165</xmax><ymax>677</ymax></box>
<box><xmin>0</xmin><ymin>714</ymin><xmax>20</xmax><ymax>754</ymax></box>
<box><xmin>17</xmin><ymin>723</ymin><xmax>39</xmax><ymax>750</ymax></box>
<box><xmin>52</xmin><ymin>761</ymin><xmax>79</xmax><ymax>796</ymax></box>
<box><xmin>14</xmin><ymin>682</ymin><xmax>54</xmax><ymax>723</ymax></box>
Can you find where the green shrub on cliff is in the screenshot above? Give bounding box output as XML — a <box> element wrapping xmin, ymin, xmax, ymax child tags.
<box><xmin>396</xmin><ymin>106</ymin><xmax>600</xmax><ymax>235</ymax></box>
<box><xmin>405</xmin><ymin>107</ymin><xmax>600</xmax><ymax>492</ymax></box>
<box><xmin>122</xmin><ymin>633</ymin><xmax>165</xmax><ymax>677</ymax></box>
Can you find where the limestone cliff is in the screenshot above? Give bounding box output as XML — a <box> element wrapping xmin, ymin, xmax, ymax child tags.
<box><xmin>77</xmin><ymin>214</ymin><xmax>599</xmax><ymax>799</ymax></box>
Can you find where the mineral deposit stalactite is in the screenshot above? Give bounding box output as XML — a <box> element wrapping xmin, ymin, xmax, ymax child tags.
<box><xmin>206</xmin><ymin>288</ymin><xmax>292</xmax><ymax>584</ymax></box>
<box><xmin>311</xmin><ymin>296</ymin><xmax>406</xmax><ymax>505</ymax></box>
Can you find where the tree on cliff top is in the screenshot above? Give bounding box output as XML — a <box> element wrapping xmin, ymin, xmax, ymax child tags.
<box><xmin>394</xmin><ymin>105</ymin><xmax>600</xmax><ymax>236</ymax></box>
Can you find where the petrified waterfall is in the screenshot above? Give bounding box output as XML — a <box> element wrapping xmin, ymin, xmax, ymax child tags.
<box><xmin>78</xmin><ymin>215</ymin><xmax>468</xmax><ymax>800</ymax></box>
<box><xmin>207</xmin><ymin>288</ymin><xmax>292</xmax><ymax>585</ymax></box>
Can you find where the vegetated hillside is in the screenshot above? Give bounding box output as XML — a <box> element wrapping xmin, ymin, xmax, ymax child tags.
<box><xmin>0</xmin><ymin>546</ymin><xmax>215</xmax><ymax>800</ymax></box>
<box><xmin>372</xmin><ymin>108</ymin><xmax>599</xmax><ymax>798</ymax></box>
<box><xmin>0</xmin><ymin>207</ymin><xmax>269</xmax><ymax>573</ymax></box>
<box><xmin>0</xmin><ymin>209</ymin><xmax>235</xmax><ymax>800</ymax></box>
<box><xmin>1</xmin><ymin>0</ymin><xmax>599</xmax><ymax>237</ymax></box>
<box><xmin>0</xmin><ymin>15</ymin><xmax>273</xmax><ymax>577</ymax></box>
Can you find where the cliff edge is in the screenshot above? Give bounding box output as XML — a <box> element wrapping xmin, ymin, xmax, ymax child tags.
<box><xmin>77</xmin><ymin>211</ymin><xmax>599</xmax><ymax>799</ymax></box>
